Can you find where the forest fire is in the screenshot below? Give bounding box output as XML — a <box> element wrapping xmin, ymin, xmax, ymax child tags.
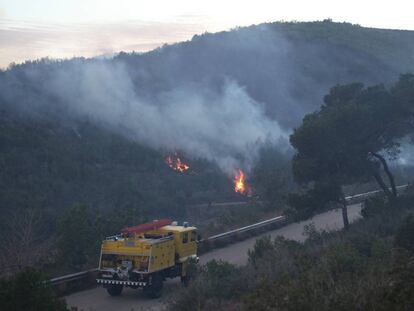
<box><xmin>234</xmin><ymin>169</ymin><xmax>246</xmax><ymax>194</ymax></box>
<box><xmin>165</xmin><ymin>153</ymin><xmax>190</xmax><ymax>173</ymax></box>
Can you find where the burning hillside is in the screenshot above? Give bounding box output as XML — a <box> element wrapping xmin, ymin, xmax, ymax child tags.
<box><xmin>234</xmin><ymin>169</ymin><xmax>246</xmax><ymax>194</ymax></box>
<box><xmin>165</xmin><ymin>153</ymin><xmax>190</xmax><ymax>173</ymax></box>
<box><xmin>165</xmin><ymin>153</ymin><xmax>250</xmax><ymax>196</ymax></box>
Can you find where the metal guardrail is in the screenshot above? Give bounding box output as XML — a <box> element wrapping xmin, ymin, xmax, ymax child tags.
<box><xmin>49</xmin><ymin>269</ymin><xmax>98</xmax><ymax>286</ymax></box>
<box><xmin>204</xmin><ymin>215</ymin><xmax>286</xmax><ymax>242</ymax></box>
<box><xmin>344</xmin><ymin>184</ymin><xmax>409</xmax><ymax>202</ymax></box>
<box><xmin>49</xmin><ymin>184</ymin><xmax>410</xmax><ymax>294</ymax></box>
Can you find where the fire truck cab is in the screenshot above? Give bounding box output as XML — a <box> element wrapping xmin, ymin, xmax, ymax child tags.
<box><xmin>96</xmin><ymin>219</ymin><xmax>198</xmax><ymax>298</ymax></box>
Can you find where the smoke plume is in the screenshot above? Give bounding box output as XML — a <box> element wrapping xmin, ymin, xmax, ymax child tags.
<box><xmin>1</xmin><ymin>22</ymin><xmax>402</xmax><ymax>174</ymax></box>
<box><xmin>7</xmin><ymin>60</ymin><xmax>287</xmax><ymax>174</ymax></box>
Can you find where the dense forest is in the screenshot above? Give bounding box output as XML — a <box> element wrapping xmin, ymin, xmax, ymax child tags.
<box><xmin>1</xmin><ymin>20</ymin><xmax>414</xmax><ymax>277</ymax></box>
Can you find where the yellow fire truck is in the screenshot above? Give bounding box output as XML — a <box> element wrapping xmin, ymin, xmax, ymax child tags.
<box><xmin>96</xmin><ymin>219</ymin><xmax>198</xmax><ymax>298</ymax></box>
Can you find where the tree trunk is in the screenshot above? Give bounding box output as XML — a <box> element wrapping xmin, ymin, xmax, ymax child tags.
<box><xmin>340</xmin><ymin>194</ymin><xmax>349</xmax><ymax>230</ymax></box>
<box><xmin>372</xmin><ymin>170</ymin><xmax>394</xmax><ymax>200</ymax></box>
<box><xmin>371</xmin><ymin>152</ymin><xmax>397</xmax><ymax>197</ymax></box>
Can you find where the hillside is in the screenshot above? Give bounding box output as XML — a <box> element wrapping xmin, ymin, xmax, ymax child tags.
<box><xmin>1</xmin><ymin>20</ymin><xmax>414</xmax><ymax>247</ymax></box>
<box><xmin>114</xmin><ymin>20</ymin><xmax>414</xmax><ymax>128</ymax></box>
<box><xmin>0</xmin><ymin>111</ymin><xmax>235</xmax><ymax>217</ymax></box>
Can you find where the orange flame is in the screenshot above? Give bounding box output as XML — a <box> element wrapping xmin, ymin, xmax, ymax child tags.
<box><xmin>165</xmin><ymin>153</ymin><xmax>190</xmax><ymax>173</ymax></box>
<box><xmin>234</xmin><ymin>170</ymin><xmax>246</xmax><ymax>194</ymax></box>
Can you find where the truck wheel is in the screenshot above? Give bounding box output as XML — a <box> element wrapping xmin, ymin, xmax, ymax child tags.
<box><xmin>106</xmin><ymin>284</ymin><xmax>123</xmax><ymax>296</ymax></box>
<box><xmin>144</xmin><ymin>274</ymin><xmax>163</xmax><ymax>299</ymax></box>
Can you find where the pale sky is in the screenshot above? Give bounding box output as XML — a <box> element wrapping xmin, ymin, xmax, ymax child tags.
<box><xmin>1</xmin><ymin>0</ymin><xmax>414</xmax><ymax>68</ymax></box>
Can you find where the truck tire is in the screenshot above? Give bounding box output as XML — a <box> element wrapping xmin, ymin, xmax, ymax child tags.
<box><xmin>144</xmin><ymin>273</ymin><xmax>163</xmax><ymax>299</ymax></box>
<box><xmin>106</xmin><ymin>284</ymin><xmax>123</xmax><ymax>296</ymax></box>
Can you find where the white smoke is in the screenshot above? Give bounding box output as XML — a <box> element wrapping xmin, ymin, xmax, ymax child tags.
<box><xmin>46</xmin><ymin>61</ymin><xmax>287</xmax><ymax>174</ymax></box>
<box><xmin>3</xmin><ymin>23</ymin><xmax>392</xmax><ymax>176</ymax></box>
<box><xmin>395</xmin><ymin>143</ymin><xmax>414</xmax><ymax>167</ymax></box>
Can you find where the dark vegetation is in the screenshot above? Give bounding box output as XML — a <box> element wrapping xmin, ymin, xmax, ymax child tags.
<box><xmin>289</xmin><ymin>74</ymin><xmax>414</xmax><ymax>227</ymax></box>
<box><xmin>0</xmin><ymin>112</ymin><xmax>242</xmax><ymax>274</ymax></box>
<box><xmin>0</xmin><ymin>268</ymin><xmax>68</xmax><ymax>311</ymax></box>
<box><xmin>169</xmin><ymin>192</ymin><xmax>414</xmax><ymax>311</ymax></box>
<box><xmin>0</xmin><ymin>109</ymin><xmax>289</xmax><ymax>274</ymax></box>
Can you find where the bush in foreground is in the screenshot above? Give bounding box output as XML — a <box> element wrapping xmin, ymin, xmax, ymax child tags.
<box><xmin>0</xmin><ymin>268</ymin><xmax>68</xmax><ymax>311</ymax></box>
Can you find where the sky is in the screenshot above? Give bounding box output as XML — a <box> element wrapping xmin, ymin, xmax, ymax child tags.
<box><xmin>1</xmin><ymin>0</ymin><xmax>414</xmax><ymax>68</ymax></box>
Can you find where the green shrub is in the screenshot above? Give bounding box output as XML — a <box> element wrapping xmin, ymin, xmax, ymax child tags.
<box><xmin>361</xmin><ymin>196</ymin><xmax>388</xmax><ymax>219</ymax></box>
<box><xmin>0</xmin><ymin>268</ymin><xmax>68</xmax><ymax>311</ymax></box>
<box><xmin>394</xmin><ymin>213</ymin><xmax>414</xmax><ymax>252</ymax></box>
